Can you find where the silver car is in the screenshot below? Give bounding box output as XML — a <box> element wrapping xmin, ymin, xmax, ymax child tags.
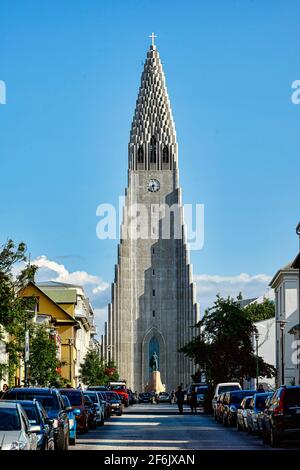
<box><xmin>0</xmin><ymin>401</ymin><xmax>38</xmax><ymax>450</ymax></box>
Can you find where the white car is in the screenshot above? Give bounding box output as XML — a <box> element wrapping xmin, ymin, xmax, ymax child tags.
<box><xmin>212</xmin><ymin>382</ymin><xmax>242</xmax><ymax>418</ymax></box>
<box><xmin>0</xmin><ymin>401</ymin><xmax>38</xmax><ymax>450</ymax></box>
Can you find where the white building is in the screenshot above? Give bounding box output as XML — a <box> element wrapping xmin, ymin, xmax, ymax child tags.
<box><xmin>269</xmin><ymin>262</ymin><xmax>299</xmax><ymax>386</ymax></box>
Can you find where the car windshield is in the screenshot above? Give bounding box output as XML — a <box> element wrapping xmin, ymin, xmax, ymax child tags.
<box><xmin>218</xmin><ymin>385</ymin><xmax>240</xmax><ymax>394</ymax></box>
<box><xmin>0</xmin><ymin>408</ymin><xmax>21</xmax><ymax>431</ymax></box>
<box><xmin>230</xmin><ymin>392</ymin><xmax>254</xmax><ymax>404</ymax></box>
<box><xmin>255</xmin><ymin>394</ymin><xmax>270</xmax><ymax>410</ymax></box>
<box><xmin>105</xmin><ymin>392</ymin><xmax>120</xmax><ymax>401</ymax></box>
<box><xmin>5</xmin><ymin>392</ymin><xmax>59</xmax><ymax>412</ymax></box>
<box><xmin>60</xmin><ymin>391</ymin><xmax>82</xmax><ymax>406</ymax></box>
<box><xmin>285</xmin><ymin>388</ymin><xmax>300</xmax><ymax>406</ymax></box>
<box><xmin>85</xmin><ymin>393</ymin><xmax>97</xmax><ymax>403</ymax></box>
<box><xmin>22</xmin><ymin>404</ymin><xmax>40</xmax><ymax>424</ymax></box>
<box><xmin>196</xmin><ymin>387</ymin><xmax>208</xmax><ymax>393</ymax></box>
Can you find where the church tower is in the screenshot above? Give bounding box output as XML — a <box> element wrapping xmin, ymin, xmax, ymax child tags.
<box><xmin>107</xmin><ymin>36</ymin><xmax>199</xmax><ymax>392</ymax></box>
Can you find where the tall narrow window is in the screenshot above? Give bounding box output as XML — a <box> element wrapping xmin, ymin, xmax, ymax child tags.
<box><xmin>162</xmin><ymin>146</ymin><xmax>169</xmax><ymax>163</ymax></box>
<box><xmin>152</xmin><ymin>289</ymin><xmax>155</xmax><ymax>296</ymax></box>
<box><xmin>149</xmin><ymin>136</ymin><xmax>156</xmax><ymax>163</ymax></box>
<box><xmin>152</xmin><ymin>310</ymin><xmax>155</xmax><ymax>317</ymax></box>
<box><xmin>137</xmin><ymin>146</ymin><xmax>144</xmax><ymax>163</ymax></box>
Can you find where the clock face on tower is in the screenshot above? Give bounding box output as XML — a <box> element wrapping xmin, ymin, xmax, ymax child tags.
<box><xmin>148</xmin><ymin>179</ymin><xmax>160</xmax><ymax>192</ymax></box>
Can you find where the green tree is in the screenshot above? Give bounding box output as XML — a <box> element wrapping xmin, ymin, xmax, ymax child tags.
<box><xmin>79</xmin><ymin>350</ymin><xmax>106</xmax><ymax>386</ymax></box>
<box><xmin>28</xmin><ymin>324</ymin><xmax>65</xmax><ymax>386</ymax></box>
<box><xmin>244</xmin><ymin>298</ymin><xmax>275</xmax><ymax>322</ymax></box>
<box><xmin>79</xmin><ymin>351</ymin><xmax>120</xmax><ymax>386</ymax></box>
<box><xmin>180</xmin><ymin>295</ymin><xmax>276</xmax><ymax>387</ymax></box>
<box><xmin>0</xmin><ymin>239</ymin><xmax>38</xmax><ymax>385</ymax></box>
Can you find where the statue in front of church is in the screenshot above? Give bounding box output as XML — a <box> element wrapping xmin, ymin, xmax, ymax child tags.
<box><xmin>149</xmin><ymin>351</ymin><xmax>159</xmax><ymax>372</ymax></box>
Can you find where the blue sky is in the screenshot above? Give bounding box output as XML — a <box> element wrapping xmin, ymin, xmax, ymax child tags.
<box><xmin>1</xmin><ymin>0</ymin><xmax>299</xmax><ymax>333</ymax></box>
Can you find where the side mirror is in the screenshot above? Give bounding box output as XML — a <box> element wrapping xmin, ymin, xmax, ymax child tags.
<box><xmin>28</xmin><ymin>425</ymin><xmax>41</xmax><ymax>433</ymax></box>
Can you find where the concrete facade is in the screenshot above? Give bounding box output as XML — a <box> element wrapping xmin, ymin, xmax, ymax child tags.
<box><xmin>107</xmin><ymin>42</ymin><xmax>199</xmax><ymax>392</ymax></box>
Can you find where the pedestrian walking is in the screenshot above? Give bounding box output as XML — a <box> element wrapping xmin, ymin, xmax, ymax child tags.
<box><xmin>175</xmin><ymin>385</ymin><xmax>185</xmax><ymax>414</ymax></box>
<box><xmin>1</xmin><ymin>383</ymin><xmax>9</xmax><ymax>398</ymax></box>
<box><xmin>189</xmin><ymin>389</ymin><xmax>197</xmax><ymax>414</ymax></box>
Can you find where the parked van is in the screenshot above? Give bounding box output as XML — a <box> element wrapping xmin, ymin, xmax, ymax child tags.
<box><xmin>212</xmin><ymin>382</ymin><xmax>242</xmax><ymax>418</ymax></box>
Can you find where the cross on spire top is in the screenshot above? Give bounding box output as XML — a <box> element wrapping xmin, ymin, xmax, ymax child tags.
<box><xmin>149</xmin><ymin>32</ymin><xmax>157</xmax><ymax>47</ymax></box>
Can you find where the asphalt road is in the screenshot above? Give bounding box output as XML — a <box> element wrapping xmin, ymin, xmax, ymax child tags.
<box><xmin>71</xmin><ymin>403</ymin><xmax>300</xmax><ymax>450</ymax></box>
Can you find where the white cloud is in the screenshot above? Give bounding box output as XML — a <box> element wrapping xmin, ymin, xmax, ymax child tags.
<box><xmin>194</xmin><ymin>272</ymin><xmax>273</xmax><ymax>315</ymax></box>
<box><xmin>32</xmin><ymin>255</ymin><xmax>110</xmax><ymax>310</ymax></box>
<box><xmin>30</xmin><ymin>256</ymin><xmax>273</xmax><ymax>336</ymax></box>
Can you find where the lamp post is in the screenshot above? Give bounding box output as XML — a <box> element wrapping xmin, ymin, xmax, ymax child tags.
<box><xmin>276</xmin><ymin>320</ymin><xmax>289</xmax><ymax>385</ymax></box>
<box><xmin>255</xmin><ymin>331</ymin><xmax>259</xmax><ymax>390</ymax></box>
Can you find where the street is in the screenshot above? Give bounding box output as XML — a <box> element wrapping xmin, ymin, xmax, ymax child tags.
<box><xmin>72</xmin><ymin>403</ymin><xmax>299</xmax><ymax>450</ymax></box>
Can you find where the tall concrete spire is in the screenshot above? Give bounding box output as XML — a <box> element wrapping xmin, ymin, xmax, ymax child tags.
<box><xmin>129</xmin><ymin>42</ymin><xmax>177</xmax><ymax>170</ymax></box>
<box><xmin>107</xmin><ymin>39</ymin><xmax>199</xmax><ymax>392</ymax></box>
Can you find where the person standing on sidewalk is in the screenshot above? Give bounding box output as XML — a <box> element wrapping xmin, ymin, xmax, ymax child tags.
<box><xmin>175</xmin><ymin>385</ymin><xmax>185</xmax><ymax>414</ymax></box>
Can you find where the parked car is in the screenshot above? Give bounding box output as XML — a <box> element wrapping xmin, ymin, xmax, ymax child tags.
<box><xmin>215</xmin><ymin>392</ymin><xmax>227</xmax><ymax>423</ymax></box>
<box><xmin>257</xmin><ymin>395</ymin><xmax>273</xmax><ymax>436</ymax></box>
<box><xmin>87</xmin><ymin>386</ymin><xmax>108</xmax><ymax>392</ymax></box>
<box><xmin>97</xmin><ymin>391</ymin><xmax>111</xmax><ymax>419</ymax></box>
<box><xmin>109</xmin><ymin>383</ymin><xmax>130</xmax><ymax>407</ymax></box>
<box><xmin>246</xmin><ymin>392</ymin><xmax>273</xmax><ymax>435</ymax></box>
<box><xmin>2</xmin><ymin>387</ymin><xmax>69</xmax><ymax>450</ymax></box>
<box><xmin>104</xmin><ymin>391</ymin><xmax>123</xmax><ymax>416</ymax></box>
<box><xmin>0</xmin><ymin>401</ymin><xmax>38</xmax><ymax>450</ymax></box>
<box><xmin>157</xmin><ymin>392</ymin><xmax>172</xmax><ymax>404</ymax></box>
<box><xmin>61</xmin><ymin>395</ymin><xmax>76</xmax><ymax>446</ymax></box>
<box><xmin>261</xmin><ymin>385</ymin><xmax>300</xmax><ymax>447</ymax></box>
<box><xmin>83</xmin><ymin>391</ymin><xmax>105</xmax><ymax>426</ymax></box>
<box><xmin>138</xmin><ymin>392</ymin><xmax>153</xmax><ymax>403</ymax></box>
<box><xmin>127</xmin><ymin>389</ymin><xmax>135</xmax><ymax>405</ymax></box>
<box><xmin>10</xmin><ymin>399</ymin><xmax>55</xmax><ymax>450</ymax></box>
<box><xmin>236</xmin><ymin>396</ymin><xmax>254</xmax><ymax>432</ymax></box>
<box><xmin>222</xmin><ymin>390</ymin><xmax>256</xmax><ymax>427</ymax></box>
<box><xmin>84</xmin><ymin>394</ymin><xmax>97</xmax><ymax>429</ymax></box>
<box><xmin>59</xmin><ymin>388</ymin><xmax>89</xmax><ymax>434</ymax></box>
<box><xmin>212</xmin><ymin>382</ymin><xmax>242</xmax><ymax>418</ymax></box>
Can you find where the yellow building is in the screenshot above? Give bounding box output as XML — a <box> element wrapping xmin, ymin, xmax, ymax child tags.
<box><xmin>19</xmin><ymin>282</ymin><xmax>79</xmax><ymax>387</ymax></box>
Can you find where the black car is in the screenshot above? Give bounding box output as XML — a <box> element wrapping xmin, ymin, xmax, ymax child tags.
<box><xmin>9</xmin><ymin>399</ymin><xmax>55</xmax><ymax>450</ymax></box>
<box><xmin>2</xmin><ymin>387</ymin><xmax>70</xmax><ymax>450</ymax></box>
<box><xmin>222</xmin><ymin>390</ymin><xmax>256</xmax><ymax>427</ymax></box>
<box><xmin>83</xmin><ymin>394</ymin><xmax>97</xmax><ymax>429</ymax></box>
<box><xmin>261</xmin><ymin>385</ymin><xmax>300</xmax><ymax>447</ymax></box>
<box><xmin>103</xmin><ymin>391</ymin><xmax>123</xmax><ymax>416</ymax></box>
<box><xmin>138</xmin><ymin>392</ymin><xmax>153</xmax><ymax>403</ymax></box>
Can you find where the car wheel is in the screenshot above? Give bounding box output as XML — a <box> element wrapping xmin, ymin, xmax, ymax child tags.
<box><xmin>117</xmin><ymin>410</ymin><xmax>123</xmax><ymax>416</ymax></box>
<box><xmin>270</xmin><ymin>427</ymin><xmax>280</xmax><ymax>448</ymax></box>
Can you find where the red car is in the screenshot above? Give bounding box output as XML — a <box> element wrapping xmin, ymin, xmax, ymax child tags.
<box><xmin>109</xmin><ymin>382</ymin><xmax>129</xmax><ymax>407</ymax></box>
<box><xmin>59</xmin><ymin>389</ymin><xmax>89</xmax><ymax>433</ymax></box>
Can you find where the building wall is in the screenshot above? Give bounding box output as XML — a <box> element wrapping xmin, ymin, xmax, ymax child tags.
<box><xmin>274</xmin><ymin>275</ymin><xmax>298</xmax><ymax>385</ymax></box>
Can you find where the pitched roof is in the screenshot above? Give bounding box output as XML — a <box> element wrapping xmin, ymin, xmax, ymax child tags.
<box><xmin>21</xmin><ymin>282</ymin><xmax>78</xmax><ymax>325</ymax></box>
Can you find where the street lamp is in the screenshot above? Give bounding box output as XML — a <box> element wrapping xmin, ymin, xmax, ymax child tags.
<box><xmin>276</xmin><ymin>320</ymin><xmax>289</xmax><ymax>385</ymax></box>
<box><xmin>254</xmin><ymin>331</ymin><xmax>259</xmax><ymax>390</ymax></box>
